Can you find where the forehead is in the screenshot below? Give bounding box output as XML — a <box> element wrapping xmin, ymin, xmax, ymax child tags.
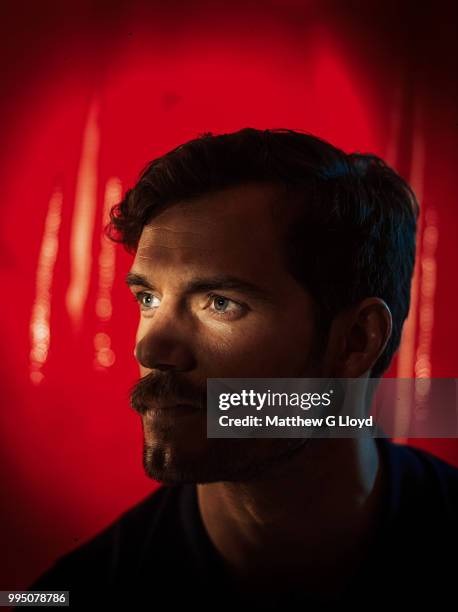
<box><xmin>133</xmin><ymin>182</ymin><xmax>293</xmax><ymax>282</ymax></box>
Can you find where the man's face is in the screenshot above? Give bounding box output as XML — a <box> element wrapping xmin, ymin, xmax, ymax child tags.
<box><xmin>127</xmin><ymin>182</ymin><xmax>328</xmax><ymax>484</ymax></box>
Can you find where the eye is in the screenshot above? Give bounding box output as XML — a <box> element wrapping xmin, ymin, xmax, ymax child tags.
<box><xmin>132</xmin><ymin>291</ymin><xmax>160</xmax><ymax>311</ymax></box>
<box><xmin>208</xmin><ymin>294</ymin><xmax>245</xmax><ymax>319</ymax></box>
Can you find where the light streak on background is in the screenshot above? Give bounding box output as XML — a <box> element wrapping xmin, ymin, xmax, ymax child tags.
<box><xmin>94</xmin><ymin>331</ymin><xmax>116</xmax><ymax>370</ymax></box>
<box><xmin>415</xmin><ymin>210</ymin><xmax>438</xmax><ymax>379</ymax></box>
<box><xmin>94</xmin><ymin>177</ymin><xmax>122</xmax><ymax>370</ymax></box>
<box><xmin>394</xmin><ymin>100</ymin><xmax>425</xmax><ymax>441</ymax></box>
<box><xmin>29</xmin><ymin>186</ymin><xmax>63</xmax><ymax>384</ymax></box>
<box><xmin>65</xmin><ymin>100</ymin><xmax>100</xmax><ymax>329</ymax></box>
<box><xmin>96</xmin><ymin>177</ymin><xmax>121</xmax><ymax>323</ymax></box>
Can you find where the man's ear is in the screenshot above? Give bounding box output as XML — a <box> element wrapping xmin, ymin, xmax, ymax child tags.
<box><xmin>332</xmin><ymin>298</ymin><xmax>393</xmax><ymax>378</ymax></box>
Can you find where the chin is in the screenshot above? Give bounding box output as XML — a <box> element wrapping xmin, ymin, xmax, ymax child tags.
<box><xmin>142</xmin><ymin>440</ymin><xmax>231</xmax><ymax>484</ymax></box>
<box><xmin>142</xmin><ymin>437</ymin><xmax>309</xmax><ymax>485</ymax></box>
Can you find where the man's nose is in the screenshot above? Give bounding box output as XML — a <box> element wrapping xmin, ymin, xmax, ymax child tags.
<box><xmin>134</xmin><ymin>309</ymin><xmax>195</xmax><ymax>372</ymax></box>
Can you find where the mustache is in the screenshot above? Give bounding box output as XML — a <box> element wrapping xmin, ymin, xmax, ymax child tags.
<box><xmin>130</xmin><ymin>371</ymin><xmax>206</xmax><ymax>416</ymax></box>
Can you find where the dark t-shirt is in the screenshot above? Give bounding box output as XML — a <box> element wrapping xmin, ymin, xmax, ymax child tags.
<box><xmin>28</xmin><ymin>439</ymin><xmax>458</xmax><ymax>609</ymax></box>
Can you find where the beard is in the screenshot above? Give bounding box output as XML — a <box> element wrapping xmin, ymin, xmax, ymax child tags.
<box><xmin>129</xmin><ymin>370</ymin><xmax>313</xmax><ymax>485</ymax></box>
<box><xmin>141</xmin><ymin>431</ymin><xmax>311</xmax><ymax>486</ymax></box>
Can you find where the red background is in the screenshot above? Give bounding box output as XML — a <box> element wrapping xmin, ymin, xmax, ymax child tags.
<box><xmin>1</xmin><ymin>0</ymin><xmax>457</xmax><ymax>591</ymax></box>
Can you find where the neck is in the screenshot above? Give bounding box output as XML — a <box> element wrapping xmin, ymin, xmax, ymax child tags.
<box><xmin>197</xmin><ymin>437</ymin><xmax>385</xmax><ymax>596</ymax></box>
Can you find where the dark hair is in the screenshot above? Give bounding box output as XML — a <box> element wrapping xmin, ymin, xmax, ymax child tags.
<box><xmin>106</xmin><ymin>128</ymin><xmax>419</xmax><ymax>378</ymax></box>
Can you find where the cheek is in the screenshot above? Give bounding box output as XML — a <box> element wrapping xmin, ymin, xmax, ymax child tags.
<box><xmin>197</xmin><ymin>315</ymin><xmax>316</xmax><ymax>376</ymax></box>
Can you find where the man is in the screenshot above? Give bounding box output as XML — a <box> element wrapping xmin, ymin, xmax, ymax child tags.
<box><xmin>29</xmin><ymin>129</ymin><xmax>457</xmax><ymax>609</ymax></box>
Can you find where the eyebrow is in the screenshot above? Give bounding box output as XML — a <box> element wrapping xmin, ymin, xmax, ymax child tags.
<box><xmin>125</xmin><ymin>271</ymin><xmax>274</xmax><ymax>302</ymax></box>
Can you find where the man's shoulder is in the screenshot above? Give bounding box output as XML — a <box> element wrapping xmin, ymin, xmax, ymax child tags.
<box><xmin>381</xmin><ymin>439</ymin><xmax>458</xmax><ymax>525</ymax></box>
<box><xmin>28</xmin><ymin>484</ymin><xmax>181</xmax><ymax>591</ymax></box>
<box><xmin>369</xmin><ymin>440</ymin><xmax>458</xmax><ymax>601</ymax></box>
<box><xmin>388</xmin><ymin>439</ymin><xmax>458</xmax><ymax>488</ymax></box>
